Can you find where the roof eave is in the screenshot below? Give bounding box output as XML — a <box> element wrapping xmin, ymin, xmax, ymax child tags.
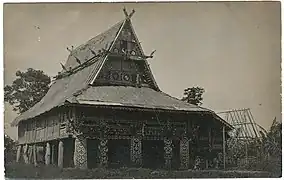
<box><xmin>70</xmin><ymin>101</ymin><xmax>234</xmax><ymax>129</ymax></box>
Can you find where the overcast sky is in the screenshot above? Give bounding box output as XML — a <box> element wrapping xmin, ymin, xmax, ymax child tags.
<box><xmin>4</xmin><ymin>2</ymin><xmax>281</xmax><ymax>140</ymax></box>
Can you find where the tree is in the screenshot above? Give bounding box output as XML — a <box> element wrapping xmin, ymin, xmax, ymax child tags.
<box><xmin>4</xmin><ymin>68</ymin><xmax>51</xmax><ymax>114</ymax></box>
<box><xmin>262</xmin><ymin>118</ymin><xmax>282</xmax><ymax>157</ymax></box>
<box><xmin>4</xmin><ymin>134</ymin><xmax>17</xmax><ymax>164</ymax></box>
<box><xmin>226</xmin><ymin>117</ymin><xmax>282</xmax><ymax>176</ymax></box>
<box><xmin>181</xmin><ymin>87</ymin><xmax>205</xmax><ymax>106</ymax></box>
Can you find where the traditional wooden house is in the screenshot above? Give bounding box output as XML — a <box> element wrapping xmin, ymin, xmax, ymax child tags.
<box><xmin>12</xmin><ymin>9</ymin><xmax>233</xmax><ymax>170</ymax></box>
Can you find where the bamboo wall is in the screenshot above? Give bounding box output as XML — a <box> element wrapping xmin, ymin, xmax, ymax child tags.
<box><xmin>18</xmin><ymin>108</ymin><xmax>70</xmax><ymax>144</ymax></box>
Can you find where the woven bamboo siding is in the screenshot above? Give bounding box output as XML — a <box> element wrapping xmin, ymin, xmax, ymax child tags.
<box><xmin>18</xmin><ymin>122</ymin><xmax>25</xmax><ymax>143</ymax></box>
<box><xmin>17</xmin><ymin>110</ymin><xmax>64</xmax><ymax>144</ymax></box>
<box><xmin>53</xmin><ymin>118</ymin><xmax>60</xmax><ymax>138</ymax></box>
<box><xmin>46</xmin><ymin>115</ymin><xmax>60</xmax><ymax>140</ymax></box>
<box><xmin>35</xmin><ymin>119</ymin><xmax>45</xmax><ymax>142</ymax></box>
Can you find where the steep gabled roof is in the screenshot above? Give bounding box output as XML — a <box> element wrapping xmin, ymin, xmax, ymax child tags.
<box><xmin>72</xmin><ymin>86</ymin><xmax>210</xmax><ymax>112</ymax></box>
<box><xmin>70</xmin><ymin>86</ymin><xmax>233</xmax><ymax>129</ymax></box>
<box><xmin>11</xmin><ymin>19</ymin><xmax>125</xmax><ymax>126</ymax></box>
<box><xmin>11</xmin><ymin>11</ymin><xmax>233</xmax><ymax>130</ymax></box>
<box><xmin>64</xmin><ymin>20</ymin><xmax>124</xmax><ymax>70</ymax></box>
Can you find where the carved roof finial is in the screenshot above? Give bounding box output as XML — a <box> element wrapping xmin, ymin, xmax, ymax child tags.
<box><xmin>123</xmin><ymin>7</ymin><xmax>129</xmax><ymax>17</ymax></box>
<box><xmin>123</xmin><ymin>7</ymin><xmax>135</xmax><ymax>19</ymax></box>
<box><xmin>129</xmin><ymin>9</ymin><xmax>135</xmax><ymax>18</ymax></box>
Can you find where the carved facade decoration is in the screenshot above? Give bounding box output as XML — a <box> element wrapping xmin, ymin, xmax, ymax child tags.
<box><xmin>130</xmin><ymin>137</ymin><xmax>142</xmax><ymax>166</ymax></box>
<box><xmin>13</xmin><ymin>9</ymin><xmax>231</xmax><ymax>171</ymax></box>
<box><xmin>194</xmin><ymin>156</ymin><xmax>201</xmax><ymax>170</ymax></box>
<box><xmin>180</xmin><ymin>137</ymin><xmax>190</xmax><ymax>169</ymax></box>
<box><xmin>99</xmin><ymin>119</ymin><xmax>109</xmax><ymax>139</ymax></box>
<box><xmin>164</xmin><ymin>138</ymin><xmax>173</xmax><ymax>168</ymax></box>
<box><xmin>99</xmin><ymin>139</ymin><xmax>108</xmax><ymax>167</ymax></box>
<box><xmin>74</xmin><ymin>136</ymin><xmax>87</xmax><ymax>169</ymax></box>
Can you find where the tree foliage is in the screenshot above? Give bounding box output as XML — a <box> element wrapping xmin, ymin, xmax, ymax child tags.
<box><xmin>4</xmin><ymin>134</ymin><xmax>17</xmax><ymax>163</ymax></box>
<box><xmin>226</xmin><ymin>118</ymin><xmax>282</xmax><ymax>176</ymax></box>
<box><xmin>4</xmin><ymin>68</ymin><xmax>51</xmax><ymax>114</ymax></box>
<box><xmin>262</xmin><ymin>118</ymin><xmax>282</xmax><ymax>157</ymax></box>
<box><xmin>181</xmin><ymin>87</ymin><xmax>205</xmax><ymax>106</ymax></box>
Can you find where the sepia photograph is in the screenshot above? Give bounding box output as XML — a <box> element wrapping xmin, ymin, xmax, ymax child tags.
<box><xmin>3</xmin><ymin>2</ymin><xmax>282</xmax><ymax>178</ymax></box>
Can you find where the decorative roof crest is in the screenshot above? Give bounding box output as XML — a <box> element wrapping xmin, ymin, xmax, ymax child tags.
<box><xmin>123</xmin><ymin>7</ymin><xmax>135</xmax><ymax>19</ymax></box>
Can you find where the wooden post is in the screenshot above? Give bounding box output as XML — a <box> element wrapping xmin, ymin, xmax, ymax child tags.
<box><xmin>206</xmin><ymin>160</ymin><xmax>209</xmax><ymax>169</ymax></box>
<box><xmin>23</xmin><ymin>144</ymin><xmax>29</xmax><ymax>164</ymax></box>
<box><xmin>58</xmin><ymin>140</ymin><xmax>64</xmax><ymax>168</ymax></box>
<box><xmin>208</xmin><ymin>127</ymin><xmax>211</xmax><ymax>169</ymax></box>
<box><xmin>51</xmin><ymin>144</ymin><xmax>55</xmax><ymax>165</ymax></box>
<box><xmin>222</xmin><ymin>126</ymin><xmax>226</xmax><ymax>170</ymax></box>
<box><xmin>74</xmin><ymin>136</ymin><xmax>87</xmax><ymax>169</ymax></box>
<box><xmin>33</xmin><ymin>144</ymin><xmax>38</xmax><ymax>166</ymax></box>
<box><xmin>208</xmin><ymin>127</ymin><xmax>211</xmax><ymax>138</ymax></box>
<box><xmin>245</xmin><ymin>142</ymin><xmax>248</xmax><ymax>165</ymax></box>
<box><xmin>45</xmin><ymin>142</ymin><xmax>51</xmax><ymax>165</ymax></box>
<box><xmin>16</xmin><ymin>145</ymin><xmax>22</xmax><ymax>162</ymax></box>
<box><xmin>28</xmin><ymin>145</ymin><xmax>33</xmax><ymax>164</ymax></box>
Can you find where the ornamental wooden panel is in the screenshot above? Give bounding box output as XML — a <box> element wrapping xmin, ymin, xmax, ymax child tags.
<box><xmin>74</xmin><ymin>136</ymin><xmax>87</xmax><ymax>169</ymax></box>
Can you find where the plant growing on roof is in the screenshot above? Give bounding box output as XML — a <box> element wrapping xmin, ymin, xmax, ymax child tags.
<box><xmin>4</xmin><ymin>68</ymin><xmax>51</xmax><ymax>113</ymax></box>
<box><xmin>181</xmin><ymin>86</ymin><xmax>205</xmax><ymax>106</ymax></box>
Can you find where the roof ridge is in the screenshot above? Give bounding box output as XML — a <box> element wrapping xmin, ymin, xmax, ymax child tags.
<box><xmin>63</xmin><ymin>19</ymin><xmax>125</xmax><ymax>71</ymax></box>
<box><xmin>87</xmin><ymin>19</ymin><xmax>126</xmax><ymax>84</ymax></box>
<box><xmin>72</xmin><ymin>19</ymin><xmax>125</xmax><ymax>52</ymax></box>
<box><xmin>56</xmin><ymin>55</ymin><xmax>103</xmax><ymax>80</ymax></box>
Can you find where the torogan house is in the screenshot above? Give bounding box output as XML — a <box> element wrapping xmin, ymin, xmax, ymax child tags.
<box><xmin>12</xmin><ymin>9</ymin><xmax>233</xmax><ymax>169</ymax></box>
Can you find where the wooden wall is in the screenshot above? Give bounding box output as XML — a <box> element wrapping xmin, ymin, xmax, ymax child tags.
<box><xmin>18</xmin><ymin>105</ymin><xmax>228</xmax><ymax>149</ymax></box>
<box><xmin>18</xmin><ymin>108</ymin><xmax>70</xmax><ymax>144</ymax></box>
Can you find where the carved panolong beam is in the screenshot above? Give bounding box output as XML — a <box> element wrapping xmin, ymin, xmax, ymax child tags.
<box><xmin>145</xmin><ymin>50</ymin><xmax>156</xmax><ymax>59</ymax></box>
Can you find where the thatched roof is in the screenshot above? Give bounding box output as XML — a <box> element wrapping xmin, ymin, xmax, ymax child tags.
<box><xmin>11</xmin><ymin>14</ymin><xmax>233</xmax><ymax>130</ymax></box>
<box><xmin>11</xmin><ymin>20</ymin><xmax>125</xmax><ymax>126</ymax></box>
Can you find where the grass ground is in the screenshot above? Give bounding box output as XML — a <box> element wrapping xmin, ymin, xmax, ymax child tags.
<box><xmin>5</xmin><ymin>162</ymin><xmax>276</xmax><ymax>179</ymax></box>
